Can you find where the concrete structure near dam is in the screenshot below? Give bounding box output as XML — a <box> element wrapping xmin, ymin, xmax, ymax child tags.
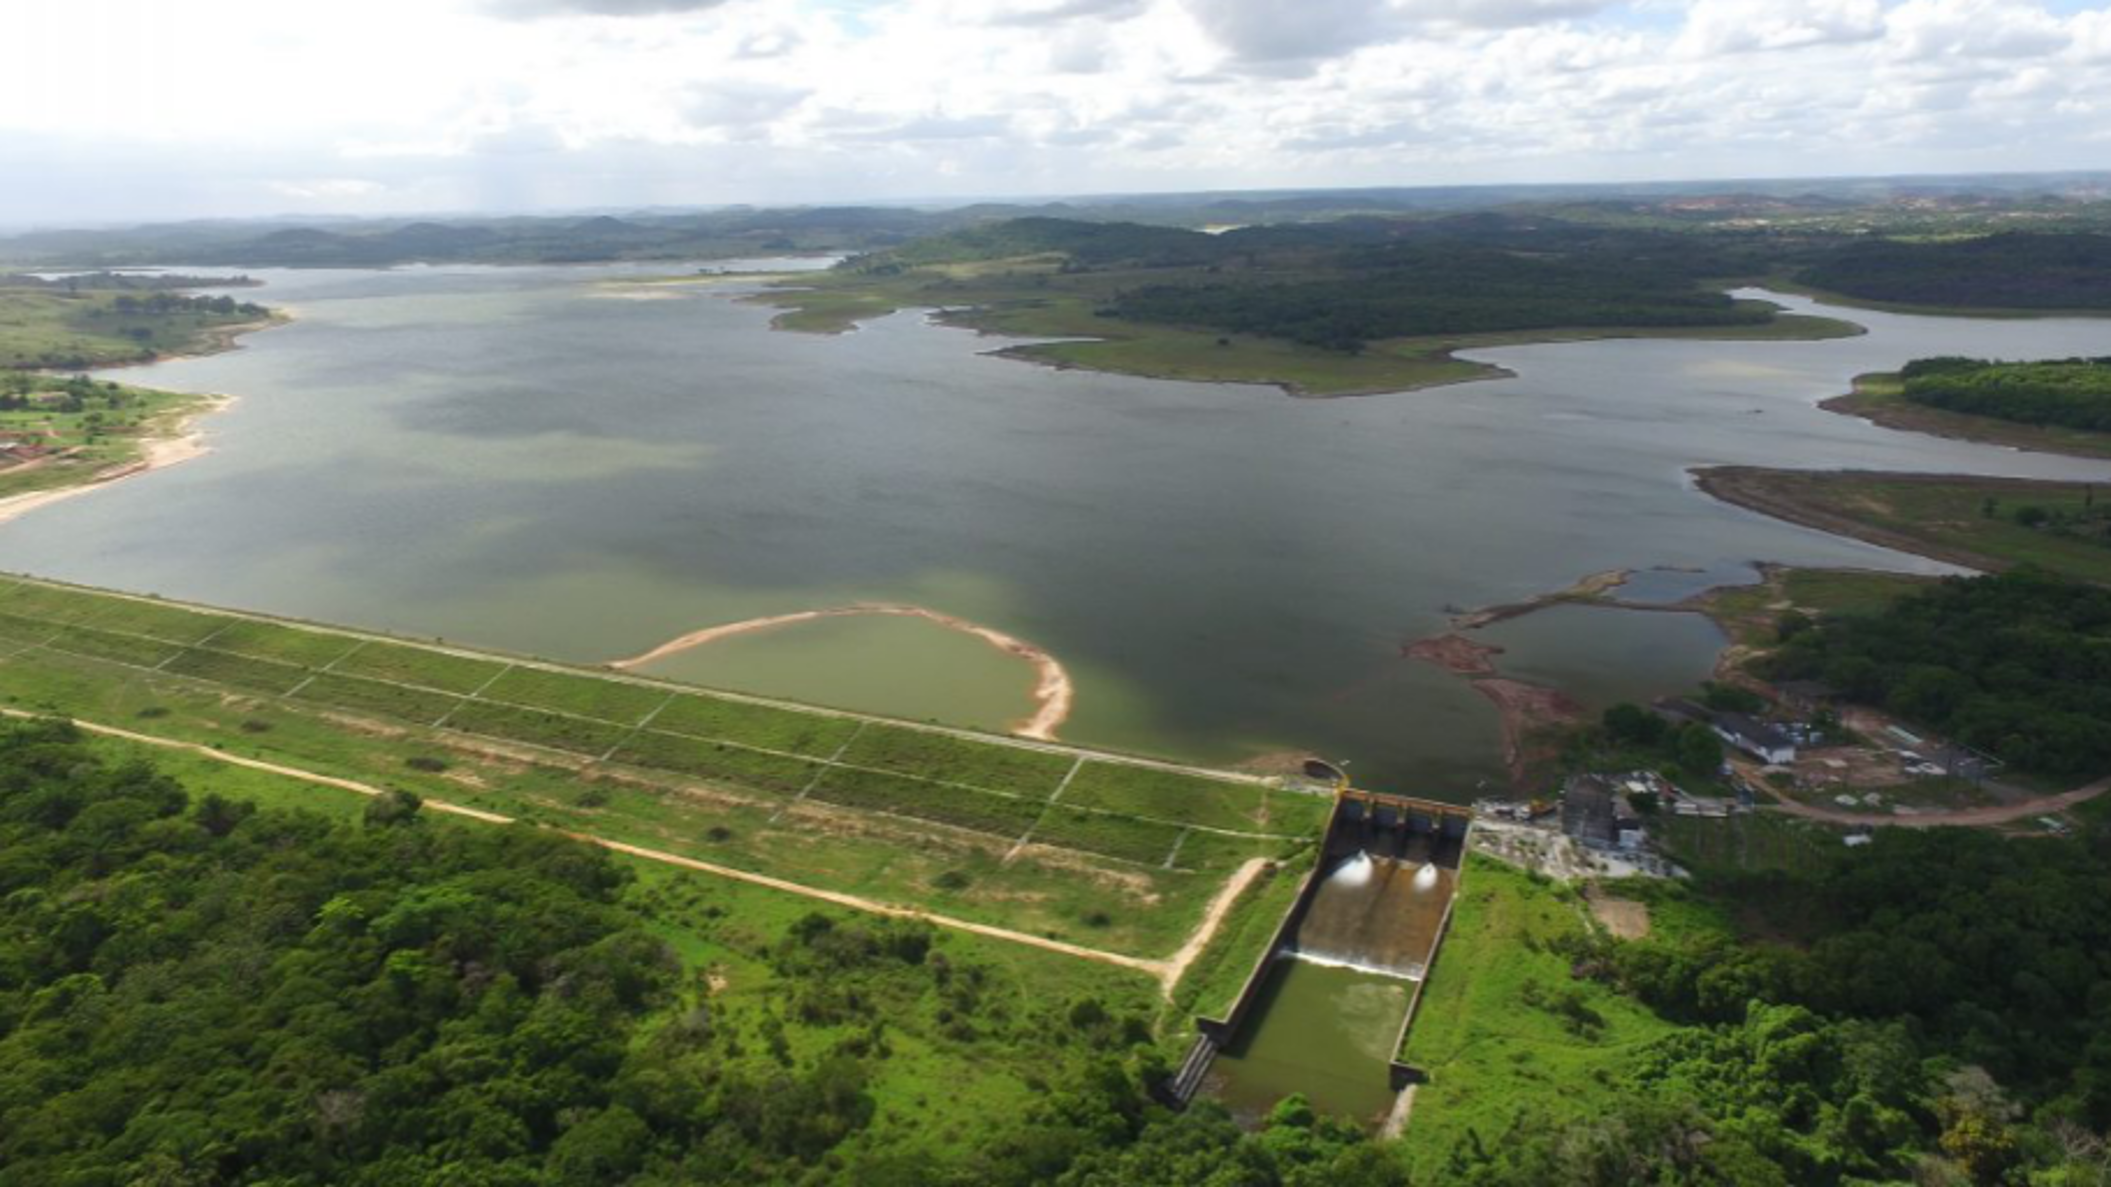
<box><xmin>1172</xmin><ymin>788</ymin><xmax>1473</xmax><ymax>1125</ymax></box>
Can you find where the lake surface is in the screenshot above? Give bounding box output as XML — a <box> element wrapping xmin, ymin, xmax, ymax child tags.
<box><xmin>6</xmin><ymin>263</ymin><xmax>2111</xmax><ymax>792</ymax></box>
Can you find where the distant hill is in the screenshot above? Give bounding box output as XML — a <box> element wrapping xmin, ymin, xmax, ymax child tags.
<box><xmin>1798</xmin><ymin>232</ymin><xmax>2111</xmax><ymax>309</ymax></box>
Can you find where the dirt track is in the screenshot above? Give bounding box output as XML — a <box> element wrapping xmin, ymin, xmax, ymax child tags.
<box><xmin>1765</xmin><ymin>775</ymin><xmax>2111</xmax><ymax>829</ymax></box>
<box><xmin>7</xmin><ymin>707</ymin><xmax>1279</xmax><ymax>992</ymax></box>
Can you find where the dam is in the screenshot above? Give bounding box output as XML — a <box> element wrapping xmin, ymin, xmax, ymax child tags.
<box><xmin>1180</xmin><ymin>789</ymin><xmax>1471</xmax><ymax>1126</ymax></box>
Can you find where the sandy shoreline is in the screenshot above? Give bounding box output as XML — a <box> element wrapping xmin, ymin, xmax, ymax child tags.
<box><xmin>0</xmin><ymin>393</ymin><xmax>236</xmax><ymax>527</ymax></box>
<box><xmin>612</xmin><ymin>603</ymin><xmax>1076</xmax><ymax>740</ymax></box>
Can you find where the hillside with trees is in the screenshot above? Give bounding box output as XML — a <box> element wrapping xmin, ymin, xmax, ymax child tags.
<box><xmin>1762</xmin><ymin>569</ymin><xmax>2111</xmax><ymax>781</ymax></box>
<box><xmin>1897</xmin><ymin>356</ymin><xmax>2111</xmax><ymax>433</ymax></box>
<box><xmin>1797</xmin><ymin>232</ymin><xmax>2111</xmax><ymax>309</ymax></box>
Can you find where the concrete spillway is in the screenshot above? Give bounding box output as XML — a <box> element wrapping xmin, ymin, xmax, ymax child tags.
<box><xmin>1290</xmin><ymin>852</ymin><xmax>1457</xmax><ymax>981</ymax></box>
<box><xmin>1195</xmin><ymin>790</ymin><xmax>1470</xmax><ymax>1127</ymax></box>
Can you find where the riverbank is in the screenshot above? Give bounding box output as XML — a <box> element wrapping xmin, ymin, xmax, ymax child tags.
<box><xmin>1824</xmin><ymin>370</ymin><xmax>2111</xmax><ymax>460</ymax></box>
<box><xmin>1694</xmin><ymin>466</ymin><xmax>2111</xmax><ymax>584</ymax></box>
<box><xmin>0</xmin><ymin>389</ymin><xmax>236</xmax><ymax>524</ymax></box>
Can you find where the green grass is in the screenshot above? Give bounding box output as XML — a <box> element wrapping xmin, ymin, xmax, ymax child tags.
<box><xmin>0</xmin><ymin>287</ymin><xmax>266</xmax><ymax>369</ymax></box>
<box><xmin>611</xmin><ymin>728</ymin><xmax>819</xmax><ymax>795</ymax></box>
<box><xmin>67</xmin><ymin>597</ymin><xmax>232</xmax><ymax>644</ymax></box>
<box><xmin>1163</xmin><ymin>860</ymin><xmax>1304</xmax><ymax>1027</ymax></box>
<box><xmin>40</xmin><ymin>623</ymin><xmax>185</xmax><ymax>669</ymax></box>
<box><xmin>2</xmin><ymin>582</ymin><xmax>131</xmax><ymax>625</ymax></box>
<box><xmin>808</xmin><ymin>765</ymin><xmax>1044</xmax><ymax>839</ymax></box>
<box><xmin>1399</xmin><ymin>858</ymin><xmax>1687</xmax><ymax>1179</ymax></box>
<box><xmin>1027</xmin><ymin>804</ymin><xmax>1184</xmax><ymax>866</ymax></box>
<box><xmin>1699</xmin><ymin>566</ymin><xmax>1934</xmax><ymax>648</ymax></box>
<box><xmin>0</xmin><ymin>577</ymin><xmax>1326</xmax><ymax>959</ymax></box>
<box><xmin>441</xmin><ymin>699</ymin><xmax>634</xmax><ymax>756</ymax></box>
<box><xmin>838</xmin><ymin>725</ymin><xmax>1076</xmax><ymax>796</ymax></box>
<box><xmin>330</xmin><ymin>640</ymin><xmax>509</xmax><ymax>693</ymax></box>
<box><xmin>293</xmin><ymin>671</ymin><xmax>463</xmax><ymax>725</ymax></box>
<box><xmin>1061</xmin><ymin>762</ymin><xmax>1271</xmax><ymax>832</ymax></box>
<box><xmin>161</xmin><ymin>647</ymin><xmax>307</xmax><ymax>695</ymax></box>
<box><xmin>202</xmin><ymin>618</ymin><xmax>362</xmax><ymax>667</ymax></box>
<box><xmin>650</xmin><ymin>691</ymin><xmax>861</xmax><ymax>756</ymax></box>
<box><xmin>1701</xmin><ymin>469</ymin><xmax>2111</xmax><ymax>586</ymax></box>
<box><xmin>481</xmin><ymin>664</ymin><xmax>671</xmax><ymax>725</ymax></box>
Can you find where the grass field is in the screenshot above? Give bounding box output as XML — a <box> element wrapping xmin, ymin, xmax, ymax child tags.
<box><xmin>1697</xmin><ymin>467</ymin><xmax>2111</xmax><ymax>586</ymax></box>
<box><xmin>0</xmin><ymin>575</ymin><xmax>1321</xmax><ymax>959</ymax></box>
<box><xmin>1696</xmin><ymin>565</ymin><xmax>1934</xmax><ymax>647</ymax></box>
<box><xmin>1397</xmin><ymin>858</ymin><xmax>1687</xmax><ymax>1178</ymax></box>
<box><xmin>331</xmin><ymin>638</ymin><xmax>508</xmax><ymax>692</ymax></box>
<box><xmin>1824</xmin><ymin>371</ymin><xmax>2111</xmax><ymax>460</ymax></box>
<box><xmin>0</xmin><ymin>286</ymin><xmax>266</xmax><ymax>369</ymax></box>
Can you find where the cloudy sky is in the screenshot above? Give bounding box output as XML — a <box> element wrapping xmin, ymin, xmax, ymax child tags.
<box><xmin>4</xmin><ymin>0</ymin><xmax>2110</xmax><ymax>225</ymax></box>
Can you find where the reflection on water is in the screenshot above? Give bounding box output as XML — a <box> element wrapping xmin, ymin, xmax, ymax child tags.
<box><xmin>3</xmin><ymin>265</ymin><xmax>2110</xmax><ymax>791</ymax></box>
<box><xmin>1205</xmin><ymin>957</ymin><xmax>1411</xmax><ymax>1127</ymax></box>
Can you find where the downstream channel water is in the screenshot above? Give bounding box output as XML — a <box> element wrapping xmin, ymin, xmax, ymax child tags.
<box><xmin>6</xmin><ymin>262</ymin><xmax>2111</xmax><ymax>792</ymax></box>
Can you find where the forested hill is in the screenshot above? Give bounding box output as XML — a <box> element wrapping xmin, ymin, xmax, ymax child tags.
<box><xmin>1797</xmin><ymin>232</ymin><xmax>2111</xmax><ymax>309</ymax></box>
<box><xmin>871</xmin><ymin>214</ymin><xmax>1780</xmax><ymax>352</ymax></box>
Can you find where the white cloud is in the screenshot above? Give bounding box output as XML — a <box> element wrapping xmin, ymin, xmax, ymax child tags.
<box><xmin>1676</xmin><ymin>0</ymin><xmax>1884</xmax><ymax>56</ymax></box>
<box><xmin>1</xmin><ymin>0</ymin><xmax>2108</xmax><ymax>224</ymax></box>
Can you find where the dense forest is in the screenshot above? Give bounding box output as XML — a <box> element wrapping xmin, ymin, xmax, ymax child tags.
<box><xmin>1763</xmin><ymin>569</ymin><xmax>2111</xmax><ymax>781</ymax></box>
<box><xmin>1797</xmin><ymin>232</ymin><xmax>2111</xmax><ymax>309</ymax></box>
<box><xmin>874</xmin><ymin>215</ymin><xmax>1777</xmax><ymax>353</ymax></box>
<box><xmin>1899</xmin><ymin>356</ymin><xmax>2111</xmax><ymax>432</ymax></box>
<box><xmin>1105</xmin><ymin>245</ymin><xmax>1763</xmax><ymax>352</ymax></box>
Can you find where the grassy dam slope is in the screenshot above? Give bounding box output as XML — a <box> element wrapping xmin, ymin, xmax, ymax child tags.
<box><xmin>0</xmin><ymin>574</ymin><xmax>1330</xmax><ymax>966</ymax></box>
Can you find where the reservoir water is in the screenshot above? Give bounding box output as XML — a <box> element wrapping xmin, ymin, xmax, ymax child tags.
<box><xmin>5</xmin><ymin>262</ymin><xmax>2110</xmax><ymax>792</ymax></box>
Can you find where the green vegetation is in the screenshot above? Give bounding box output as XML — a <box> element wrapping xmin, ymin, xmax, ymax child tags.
<box><xmin>331</xmin><ymin>639</ymin><xmax>508</xmax><ymax>693</ymax></box>
<box><xmin>1897</xmin><ymin>356</ymin><xmax>2111</xmax><ymax>432</ymax></box>
<box><xmin>758</xmin><ymin>214</ymin><xmax>1859</xmax><ymax>397</ymax></box>
<box><xmin>1797</xmin><ymin>231</ymin><xmax>2111</xmax><ymax>310</ymax></box>
<box><xmin>1405</xmin><ymin>816</ymin><xmax>2111</xmax><ymax>1185</ymax></box>
<box><xmin>1700</xmin><ymin>567</ymin><xmax>1932</xmax><ymax>649</ymax></box>
<box><xmin>0</xmin><ymin>373</ymin><xmax>223</xmax><ymax>501</ymax></box>
<box><xmin>1061</xmin><ymin>762</ymin><xmax>1274</xmax><ymax>832</ymax></box>
<box><xmin>1829</xmin><ymin>369</ymin><xmax>2111</xmax><ymax>460</ymax></box>
<box><xmin>483</xmin><ymin>664</ymin><xmax>672</xmax><ymax>725</ymax></box>
<box><xmin>0</xmin><ymin>577</ymin><xmax>1314</xmax><ymax>958</ymax></box>
<box><xmin>1399</xmin><ymin>861</ymin><xmax>1686</xmax><ymax>1181</ymax></box>
<box><xmin>610</xmin><ymin>729</ymin><xmax>820</xmax><ymax>795</ymax></box>
<box><xmin>1698</xmin><ymin>467</ymin><xmax>2111</xmax><ymax>585</ymax></box>
<box><xmin>0</xmin><ymin>717</ymin><xmax>1408</xmax><ymax>1185</ymax></box>
<box><xmin>0</xmin><ymin>279</ymin><xmax>267</xmax><ymax>369</ymax></box>
<box><xmin>836</xmin><ymin>725</ymin><xmax>1075</xmax><ymax>796</ymax></box>
<box><xmin>809</xmin><ymin>765</ymin><xmax>1045</xmax><ymax>841</ymax></box>
<box><xmin>1764</xmin><ymin>568</ymin><xmax>2111</xmax><ymax>781</ymax></box>
<box><xmin>1165</xmin><ymin>861</ymin><xmax>1306</xmax><ymax>1023</ymax></box>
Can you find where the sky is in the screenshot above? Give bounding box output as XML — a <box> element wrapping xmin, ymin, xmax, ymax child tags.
<box><xmin>4</xmin><ymin>0</ymin><xmax>2110</xmax><ymax>225</ymax></box>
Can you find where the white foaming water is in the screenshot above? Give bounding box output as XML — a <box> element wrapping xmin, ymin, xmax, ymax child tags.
<box><xmin>1412</xmin><ymin>863</ymin><xmax>1440</xmax><ymax>893</ymax></box>
<box><xmin>1331</xmin><ymin>851</ymin><xmax>1375</xmax><ymax>888</ymax></box>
